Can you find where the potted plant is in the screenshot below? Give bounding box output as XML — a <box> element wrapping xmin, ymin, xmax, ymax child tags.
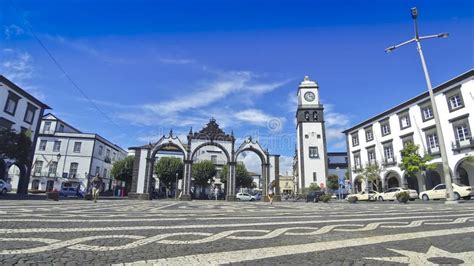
<box><xmin>396</xmin><ymin>191</ymin><xmax>410</xmax><ymax>203</ymax></box>
<box><xmin>347</xmin><ymin>196</ymin><xmax>358</xmax><ymax>203</ymax></box>
<box><xmin>46</xmin><ymin>188</ymin><xmax>59</xmax><ymax>201</ymax></box>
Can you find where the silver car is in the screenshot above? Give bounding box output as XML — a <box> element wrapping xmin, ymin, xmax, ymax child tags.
<box><xmin>0</xmin><ymin>180</ymin><xmax>12</xmax><ymax>195</ymax></box>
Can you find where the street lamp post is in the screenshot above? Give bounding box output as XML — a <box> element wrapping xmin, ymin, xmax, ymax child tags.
<box><xmin>385</xmin><ymin>7</ymin><xmax>455</xmax><ymax>203</ymax></box>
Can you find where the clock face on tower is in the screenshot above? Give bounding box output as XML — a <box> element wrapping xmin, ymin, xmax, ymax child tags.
<box><xmin>304</xmin><ymin>91</ymin><xmax>315</xmax><ymax>102</ymax></box>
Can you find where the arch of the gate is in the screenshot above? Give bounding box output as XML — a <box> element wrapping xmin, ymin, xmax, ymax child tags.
<box><xmin>189</xmin><ymin>140</ymin><xmax>233</xmax><ymax>200</ymax></box>
<box><xmin>234</xmin><ymin>137</ymin><xmax>273</xmax><ymax>198</ymax></box>
<box><xmin>130</xmin><ymin>131</ymin><xmax>189</xmax><ymax>200</ymax></box>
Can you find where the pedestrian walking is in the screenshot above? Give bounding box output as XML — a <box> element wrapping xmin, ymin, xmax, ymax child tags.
<box><xmin>214</xmin><ymin>187</ymin><xmax>219</xmax><ymax>201</ymax></box>
<box><xmin>268</xmin><ymin>188</ymin><xmax>274</xmax><ymax>205</ymax></box>
<box><xmin>91</xmin><ymin>174</ymin><xmax>101</xmax><ymax>203</ymax></box>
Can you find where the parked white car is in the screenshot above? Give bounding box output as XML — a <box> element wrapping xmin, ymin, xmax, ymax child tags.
<box><xmin>377</xmin><ymin>187</ymin><xmax>418</xmax><ymax>201</ymax></box>
<box><xmin>0</xmin><ymin>180</ymin><xmax>12</xmax><ymax>195</ymax></box>
<box><xmin>419</xmin><ymin>183</ymin><xmax>473</xmax><ymax>201</ymax></box>
<box><xmin>236</xmin><ymin>192</ymin><xmax>256</xmax><ymax>201</ymax></box>
<box><xmin>346</xmin><ymin>190</ymin><xmax>380</xmax><ymax>201</ymax></box>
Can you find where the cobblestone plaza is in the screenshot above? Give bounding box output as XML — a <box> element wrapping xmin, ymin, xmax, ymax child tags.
<box><xmin>0</xmin><ymin>199</ymin><xmax>473</xmax><ymax>264</ymax></box>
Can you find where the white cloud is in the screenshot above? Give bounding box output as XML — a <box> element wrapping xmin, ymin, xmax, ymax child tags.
<box><xmin>323</xmin><ymin>103</ymin><xmax>351</xmax><ymax>150</ymax></box>
<box><xmin>1</xmin><ymin>51</ymin><xmax>34</xmax><ymax>81</ymax></box>
<box><xmin>158</xmin><ymin>57</ymin><xmax>194</xmax><ymax>65</ymax></box>
<box><xmin>234</xmin><ymin>109</ymin><xmax>286</xmax><ymax>132</ymax></box>
<box><xmin>0</xmin><ymin>49</ymin><xmax>46</xmax><ymax>101</ymax></box>
<box><xmin>44</xmin><ymin>34</ymin><xmax>128</xmax><ymax>64</ymax></box>
<box><xmin>4</xmin><ymin>24</ymin><xmax>24</xmax><ymax>39</ymax></box>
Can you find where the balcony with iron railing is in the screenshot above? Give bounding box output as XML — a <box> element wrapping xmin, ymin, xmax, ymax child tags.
<box><xmin>382</xmin><ymin>156</ymin><xmax>397</xmax><ymax>167</ymax></box>
<box><xmin>426</xmin><ymin>146</ymin><xmax>440</xmax><ymax>156</ymax></box>
<box><xmin>352</xmin><ymin>164</ymin><xmax>363</xmax><ymax>173</ymax></box>
<box><xmin>452</xmin><ymin>137</ymin><xmax>474</xmax><ymax>152</ymax></box>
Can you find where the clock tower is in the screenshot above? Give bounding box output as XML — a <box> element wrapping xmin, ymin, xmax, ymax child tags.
<box><xmin>296</xmin><ymin>76</ymin><xmax>328</xmax><ymax>191</ymax></box>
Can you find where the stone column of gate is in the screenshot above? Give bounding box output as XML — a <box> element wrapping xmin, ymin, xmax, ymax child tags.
<box><xmin>226</xmin><ymin>162</ymin><xmax>237</xmax><ymax>201</ymax></box>
<box><xmin>145</xmin><ymin>157</ymin><xmax>155</xmax><ymax>200</ymax></box>
<box><xmin>262</xmin><ymin>163</ymin><xmax>268</xmax><ymax>202</ymax></box>
<box><xmin>180</xmin><ymin>159</ymin><xmax>193</xmax><ymax>201</ymax></box>
<box><xmin>272</xmin><ymin>155</ymin><xmax>281</xmax><ymax>202</ymax></box>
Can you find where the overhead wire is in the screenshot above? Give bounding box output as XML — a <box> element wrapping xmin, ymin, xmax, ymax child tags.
<box><xmin>8</xmin><ymin>0</ymin><xmax>128</xmax><ymax>135</ymax></box>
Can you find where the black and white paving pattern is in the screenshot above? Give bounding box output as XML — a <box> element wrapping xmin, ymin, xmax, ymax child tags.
<box><xmin>0</xmin><ymin>199</ymin><xmax>473</xmax><ymax>265</ymax></box>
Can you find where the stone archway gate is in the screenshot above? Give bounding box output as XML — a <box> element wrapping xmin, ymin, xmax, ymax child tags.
<box><xmin>128</xmin><ymin>119</ymin><xmax>280</xmax><ymax>201</ymax></box>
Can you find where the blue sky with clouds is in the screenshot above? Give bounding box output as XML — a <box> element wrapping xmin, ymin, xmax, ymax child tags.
<box><xmin>1</xmin><ymin>0</ymin><xmax>472</xmax><ymax>173</ymax></box>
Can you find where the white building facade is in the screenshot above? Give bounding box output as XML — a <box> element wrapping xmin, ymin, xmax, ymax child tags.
<box><xmin>30</xmin><ymin>114</ymin><xmax>127</xmax><ymax>192</ymax></box>
<box><xmin>343</xmin><ymin>70</ymin><xmax>474</xmax><ymax>194</ymax></box>
<box><xmin>295</xmin><ymin>76</ymin><xmax>328</xmax><ymax>191</ymax></box>
<box><xmin>0</xmin><ymin>75</ymin><xmax>50</xmax><ymax>193</ymax></box>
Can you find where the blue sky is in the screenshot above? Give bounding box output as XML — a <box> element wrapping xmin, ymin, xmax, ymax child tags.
<box><xmin>1</xmin><ymin>0</ymin><xmax>473</xmax><ymax>173</ymax></box>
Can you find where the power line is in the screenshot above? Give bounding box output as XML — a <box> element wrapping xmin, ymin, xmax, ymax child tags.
<box><xmin>8</xmin><ymin>0</ymin><xmax>128</xmax><ymax>135</ymax></box>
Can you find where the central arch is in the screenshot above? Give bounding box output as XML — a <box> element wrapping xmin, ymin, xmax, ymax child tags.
<box><xmin>234</xmin><ymin>137</ymin><xmax>273</xmax><ymax>200</ymax></box>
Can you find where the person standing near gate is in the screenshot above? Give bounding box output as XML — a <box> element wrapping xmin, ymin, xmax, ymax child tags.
<box><xmin>214</xmin><ymin>187</ymin><xmax>219</xmax><ymax>201</ymax></box>
<box><xmin>268</xmin><ymin>187</ymin><xmax>274</xmax><ymax>205</ymax></box>
<box><xmin>91</xmin><ymin>174</ymin><xmax>101</xmax><ymax>203</ymax></box>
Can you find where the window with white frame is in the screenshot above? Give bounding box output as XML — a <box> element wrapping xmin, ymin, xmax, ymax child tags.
<box><xmin>98</xmin><ymin>145</ymin><xmax>103</xmax><ymax>156</ymax></box>
<box><xmin>34</xmin><ymin>161</ymin><xmax>43</xmax><ymax>175</ymax></box>
<box><xmin>399</xmin><ymin>113</ymin><xmax>411</xmax><ymax>129</ymax></box>
<box><xmin>426</xmin><ymin>132</ymin><xmax>439</xmax><ymax>149</ymax></box>
<box><xmin>53</xmin><ymin>141</ymin><xmax>61</xmax><ymax>152</ymax></box>
<box><xmin>73</xmin><ymin>142</ymin><xmax>82</xmax><ymax>153</ymax></box>
<box><xmin>103</xmin><ymin>168</ymin><xmax>107</xmax><ymax>179</ymax></box>
<box><xmin>353</xmin><ymin>153</ymin><xmax>361</xmax><ymax>167</ymax></box>
<box><xmin>44</xmin><ymin>122</ymin><xmax>51</xmax><ymax>133</ymax></box>
<box><xmin>69</xmin><ymin>163</ymin><xmax>78</xmax><ymax>178</ymax></box>
<box><xmin>106</xmin><ymin>149</ymin><xmax>110</xmax><ymax>158</ymax></box>
<box><xmin>421</xmin><ymin>105</ymin><xmax>434</xmax><ymax>121</ymax></box>
<box><xmin>95</xmin><ymin>166</ymin><xmax>100</xmax><ymax>176</ymax></box>
<box><xmin>352</xmin><ymin>133</ymin><xmax>359</xmax><ymax>146</ymax></box>
<box><xmin>48</xmin><ymin>161</ymin><xmax>58</xmax><ymax>176</ymax></box>
<box><xmin>309</xmin><ymin>146</ymin><xmax>319</xmax><ymax>158</ymax></box>
<box><xmin>384</xmin><ymin>144</ymin><xmax>394</xmax><ymax>160</ymax></box>
<box><xmin>381</xmin><ymin>122</ymin><xmax>391</xmax><ymax>136</ymax></box>
<box><xmin>455</xmin><ymin>124</ymin><xmax>470</xmax><ymax>141</ymax></box>
<box><xmin>365</xmin><ymin>128</ymin><xmax>373</xmax><ymax>142</ymax></box>
<box><xmin>449</xmin><ymin>94</ymin><xmax>463</xmax><ymax>110</ymax></box>
<box><xmin>39</xmin><ymin>140</ymin><xmax>47</xmax><ymax>151</ymax></box>
<box><xmin>367</xmin><ymin>149</ymin><xmax>376</xmax><ymax>164</ymax></box>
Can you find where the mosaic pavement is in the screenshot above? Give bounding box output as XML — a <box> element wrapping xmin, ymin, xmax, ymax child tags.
<box><xmin>0</xmin><ymin>199</ymin><xmax>473</xmax><ymax>265</ymax></box>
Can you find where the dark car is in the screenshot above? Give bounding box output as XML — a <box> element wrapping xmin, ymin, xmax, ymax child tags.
<box><xmin>306</xmin><ymin>191</ymin><xmax>325</xmax><ymax>202</ymax></box>
<box><xmin>59</xmin><ymin>187</ymin><xmax>84</xmax><ymax>198</ymax></box>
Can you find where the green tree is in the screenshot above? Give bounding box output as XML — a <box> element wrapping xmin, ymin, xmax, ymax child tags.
<box><xmin>192</xmin><ymin>160</ymin><xmax>216</xmax><ymax>185</ymax></box>
<box><xmin>0</xmin><ymin>128</ymin><xmax>33</xmax><ymax>194</ymax></box>
<box><xmin>399</xmin><ymin>143</ymin><xmax>435</xmax><ymax>178</ymax></box>
<box><xmin>362</xmin><ymin>162</ymin><xmax>384</xmax><ymax>192</ymax></box>
<box><xmin>111</xmin><ymin>156</ymin><xmax>134</xmax><ymax>184</ymax></box>
<box><xmin>154</xmin><ymin>157</ymin><xmax>184</xmax><ymax>189</ymax></box>
<box><xmin>326</xmin><ymin>174</ymin><xmax>339</xmax><ymax>190</ymax></box>
<box><xmin>308</xmin><ymin>183</ymin><xmax>321</xmax><ymax>192</ymax></box>
<box><xmin>221</xmin><ymin>164</ymin><xmax>253</xmax><ymax>188</ymax></box>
